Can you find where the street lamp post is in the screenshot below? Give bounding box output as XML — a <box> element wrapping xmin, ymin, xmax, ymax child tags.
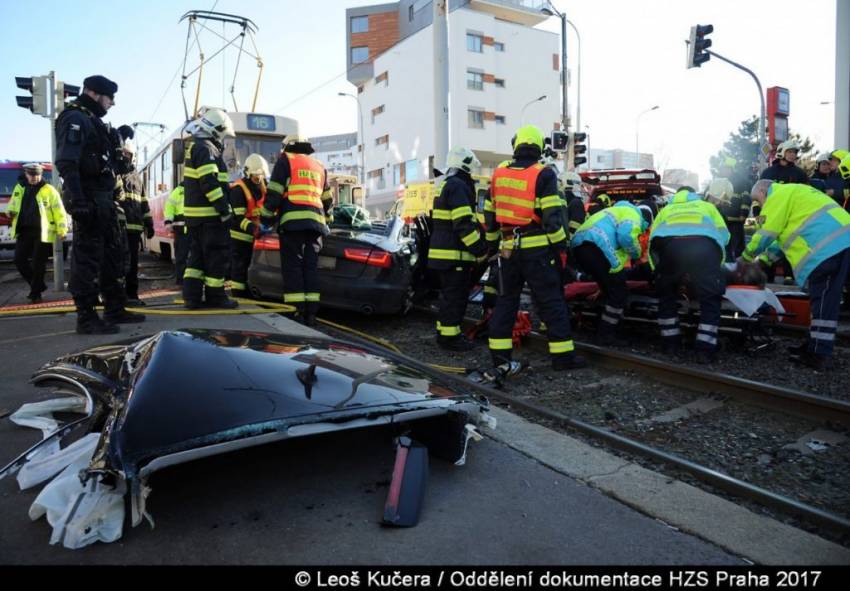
<box><xmin>566</xmin><ymin>18</ymin><xmax>581</xmax><ymax>132</ymax></box>
<box><xmin>635</xmin><ymin>105</ymin><xmax>660</xmax><ymax>167</ymax></box>
<box><xmin>541</xmin><ymin>3</ymin><xmax>568</xmax><ymax>133</ymax></box>
<box><xmin>521</xmin><ymin>95</ymin><xmax>547</xmax><ymax>124</ymax></box>
<box><xmin>338</xmin><ymin>92</ymin><xmax>365</xmax><ymax>185</ymax></box>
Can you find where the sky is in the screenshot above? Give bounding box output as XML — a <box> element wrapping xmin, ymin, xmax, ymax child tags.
<box><xmin>0</xmin><ymin>0</ymin><xmax>839</xmax><ymax>185</ymax></box>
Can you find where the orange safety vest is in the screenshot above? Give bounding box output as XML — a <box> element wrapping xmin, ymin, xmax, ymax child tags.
<box><xmin>231</xmin><ymin>178</ymin><xmax>266</xmax><ymax>219</ymax></box>
<box><xmin>492</xmin><ymin>164</ymin><xmax>543</xmax><ymax>227</ymax></box>
<box><xmin>285</xmin><ymin>153</ymin><xmax>325</xmax><ymax>210</ymax></box>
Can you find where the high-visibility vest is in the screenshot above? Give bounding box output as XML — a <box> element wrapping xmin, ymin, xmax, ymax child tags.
<box><xmin>492</xmin><ymin>164</ymin><xmax>544</xmax><ymax>227</ymax></box>
<box><xmin>8</xmin><ymin>182</ymin><xmax>68</xmax><ymax>243</ymax></box>
<box><xmin>231</xmin><ymin>178</ymin><xmax>266</xmax><ymax>219</ymax></box>
<box><xmin>285</xmin><ymin>153</ymin><xmax>325</xmax><ymax>210</ymax></box>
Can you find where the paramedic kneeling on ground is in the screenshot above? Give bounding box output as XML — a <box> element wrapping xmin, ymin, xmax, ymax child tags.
<box><xmin>740</xmin><ymin>179</ymin><xmax>850</xmax><ymax>369</ymax></box>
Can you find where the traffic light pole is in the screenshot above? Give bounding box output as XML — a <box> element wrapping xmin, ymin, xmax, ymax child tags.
<box><xmin>705</xmin><ymin>49</ymin><xmax>767</xmax><ymax>172</ymax></box>
<box><xmin>46</xmin><ymin>71</ymin><xmax>65</xmax><ymax>292</ymax></box>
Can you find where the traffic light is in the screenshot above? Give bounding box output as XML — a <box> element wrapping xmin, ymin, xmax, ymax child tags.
<box><xmin>15</xmin><ymin>75</ymin><xmax>50</xmax><ymax>116</ymax></box>
<box><xmin>571</xmin><ymin>132</ymin><xmax>587</xmax><ymax>167</ymax></box>
<box><xmin>55</xmin><ymin>81</ymin><xmax>79</xmax><ymax>114</ymax></box>
<box><xmin>550</xmin><ymin>131</ymin><xmax>568</xmax><ymax>152</ymax></box>
<box><xmin>687</xmin><ymin>24</ymin><xmax>713</xmax><ymax>68</ymax></box>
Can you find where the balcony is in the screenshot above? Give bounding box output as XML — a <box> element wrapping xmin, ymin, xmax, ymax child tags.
<box><xmin>467</xmin><ymin>0</ymin><xmax>549</xmax><ymax>26</ymax></box>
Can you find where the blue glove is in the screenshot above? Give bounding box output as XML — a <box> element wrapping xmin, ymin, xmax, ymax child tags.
<box><xmin>259</xmin><ymin>223</ymin><xmax>275</xmax><ymax>236</ymax></box>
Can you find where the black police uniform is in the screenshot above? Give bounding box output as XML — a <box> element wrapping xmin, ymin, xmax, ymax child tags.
<box><xmin>427</xmin><ymin>171</ymin><xmax>488</xmax><ymax>349</ymax></box>
<box><xmin>118</xmin><ymin>169</ymin><xmax>153</xmax><ymax>301</ymax></box>
<box><xmin>55</xmin><ymin>83</ymin><xmax>141</xmax><ymax>332</ymax></box>
<box><xmin>261</xmin><ymin>149</ymin><xmax>332</xmax><ymax>325</ymax></box>
<box><xmin>182</xmin><ymin>136</ymin><xmax>235</xmax><ymax>308</ymax></box>
<box><xmin>486</xmin><ymin>145</ymin><xmax>583</xmax><ymax>370</ymax></box>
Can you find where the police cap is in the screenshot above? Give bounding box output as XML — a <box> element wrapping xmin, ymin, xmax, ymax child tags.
<box><xmin>83</xmin><ymin>75</ymin><xmax>118</xmax><ymax>99</ymax></box>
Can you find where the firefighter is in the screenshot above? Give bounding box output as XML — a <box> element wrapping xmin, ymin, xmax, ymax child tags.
<box><xmin>164</xmin><ymin>182</ymin><xmax>188</xmax><ymax>285</ymax></box>
<box><xmin>831</xmin><ymin>149</ymin><xmax>850</xmax><ymax>210</ymax></box>
<box><xmin>561</xmin><ymin>171</ymin><xmax>586</xmax><ymax>240</ymax></box>
<box><xmin>259</xmin><ymin>135</ymin><xmax>333</xmax><ymax>327</ymax></box>
<box><xmin>117</xmin><ymin>140</ymin><xmax>153</xmax><ymax>306</ymax></box>
<box><xmin>55</xmin><ymin>75</ymin><xmax>145</xmax><ymax>333</ymax></box>
<box><xmin>486</xmin><ymin>125</ymin><xmax>587</xmax><ymax>371</ymax></box>
<box><xmin>760</xmin><ymin>140</ymin><xmax>808</xmax><ymax>184</ymax></box>
<box><xmin>181</xmin><ymin>108</ymin><xmax>239</xmax><ymax>309</ymax></box>
<box><xmin>649</xmin><ymin>189</ymin><xmax>730</xmax><ymax>362</ymax></box>
<box><xmin>571</xmin><ymin>200</ymin><xmax>650</xmax><ymax>345</ymax></box>
<box><xmin>586</xmin><ymin>192</ymin><xmax>611</xmax><ymax>216</ymax></box>
<box><xmin>229</xmin><ymin>153</ymin><xmax>269</xmax><ymax>298</ymax></box>
<box><xmin>705</xmin><ymin>156</ymin><xmax>742</xmax><ymax>259</ymax></box>
<box><xmin>7</xmin><ymin>163</ymin><xmax>67</xmax><ymax>303</ymax></box>
<box><xmin>741</xmin><ymin>180</ymin><xmax>850</xmax><ymax>369</ymax></box>
<box><xmin>427</xmin><ymin>147</ymin><xmax>489</xmax><ymax>351</ymax></box>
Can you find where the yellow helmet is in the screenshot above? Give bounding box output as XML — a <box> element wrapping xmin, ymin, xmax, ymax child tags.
<box><xmin>831</xmin><ymin>149</ymin><xmax>849</xmax><ymax>162</ymax></box>
<box><xmin>513</xmin><ymin>125</ymin><xmax>545</xmax><ymax>151</ymax></box>
<box><xmin>839</xmin><ymin>154</ymin><xmax>850</xmax><ymax>180</ymax></box>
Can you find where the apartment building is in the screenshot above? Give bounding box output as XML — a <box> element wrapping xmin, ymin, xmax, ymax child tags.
<box><xmin>588</xmin><ymin>148</ymin><xmax>655</xmax><ymax>171</ymax></box>
<box><xmin>309</xmin><ymin>132</ymin><xmax>360</xmax><ymax>178</ymax></box>
<box><xmin>345</xmin><ymin>0</ymin><xmax>560</xmax><ymax>213</ymax></box>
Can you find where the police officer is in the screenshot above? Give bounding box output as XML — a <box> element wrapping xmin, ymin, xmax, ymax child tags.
<box><xmin>55</xmin><ymin>75</ymin><xmax>145</xmax><ymax>334</ymax></box>
<box><xmin>164</xmin><ymin>182</ymin><xmax>188</xmax><ymax>285</ymax></box>
<box><xmin>649</xmin><ymin>189</ymin><xmax>730</xmax><ymax>362</ymax></box>
<box><xmin>259</xmin><ymin>135</ymin><xmax>333</xmax><ymax>327</ymax></box>
<box><xmin>427</xmin><ymin>147</ymin><xmax>489</xmax><ymax>351</ymax></box>
<box><xmin>7</xmin><ymin>163</ymin><xmax>67</xmax><ymax>303</ymax></box>
<box><xmin>571</xmin><ymin>200</ymin><xmax>649</xmax><ymax>345</ymax></box>
<box><xmin>116</xmin><ymin>140</ymin><xmax>153</xmax><ymax>306</ymax></box>
<box><xmin>486</xmin><ymin>125</ymin><xmax>586</xmax><ymax>371</ymax></box>
<box><xmin>181</xmin><ymin>108</ymin><xmax>239</xmax><ymax>309</ymax></box>
<box><xmin>742</xmin><ymin>180</ymin><xmax>850</xmax><ymax>369</ymax></box>
<box><xmin>229</xmin><ymin>153</ymin><xmax>269</xmax><ymax>298</ymax></box>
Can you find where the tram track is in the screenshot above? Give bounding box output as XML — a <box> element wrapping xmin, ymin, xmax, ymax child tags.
<box><xmin>318</xmin><ymin>308</ymin><xmax>850</xmax><ymax>537</ymax></box>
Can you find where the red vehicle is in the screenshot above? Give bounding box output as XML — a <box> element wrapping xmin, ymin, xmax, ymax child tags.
<box><xmin>0</xmin><ymin>160</ymin><xmax>57</xmax><ymax>250</ymax></box>
<box><xmin>579</xmin><ymin>168</ymin><xmax>666</xmax><ymax>203</ymax></box>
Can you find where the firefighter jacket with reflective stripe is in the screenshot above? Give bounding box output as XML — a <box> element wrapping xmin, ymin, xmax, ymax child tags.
<box><xmin>566</xmin><ymin>192</ymin><xmax>586</xmax><ymax>239</ymax></box>
<box><xmin>427</xmin><ymin>172</ymin><xmax>487</xmax><ymax>269</ymax></box>
<box><xmin>8</xmin><ymin>182</ymin><xmax>68</xmax><ymax>243</ymax></box>
<box><xmin>183</xmin><ymin>137</ymin><xmax>231</xmax><ymax>226</ymax></box>
<box><xmin>229</xmin><ymin>178</ymin><xmax>266</xmax><ymax>243</ymax></box>
<box><xmin>742</xmin><ymin>183</ymin><xmax>850</xmax><ymax>287</ymax></box>
<box><xmin>572</xmin><ymin>201</ymin><xmax>644</xmax><ymax>273</ymax></box>
<box><xmin>261</xmin><ymin>152</ymin><xmax>331</xmax><ymax>234</ymax></box>
<box><xmin>118</xmin><ymin>171</ymin><xmax>152</xmax><ymax>233</ymax></box>
<box><xmin>488</xmin><ymin>159</ymin><xmax>567</xmax><ymax>252</ymax></box>
<box><xmin>648</xmin><ymin>191</ymin><xmax>730</xmax><ymax>269</ymax></box>
<box><xmin>164</xmin><ymin>185</ymin><xmax>185</xmax><ymax>224</ymax></box>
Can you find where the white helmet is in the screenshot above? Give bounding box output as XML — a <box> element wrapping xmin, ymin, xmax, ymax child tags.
<box><xmin>195</xmin><ymin>108</ymin><xmax>235</xmax><ymax>141</ymax></box>
<box><xmin>775</xmin><ymin>139</ymin><xmax>800</xmax><ymax>160</ymax></box>
<box><xmin>445</xmin><ymin>147</ymin><xmax>480</xmax><ymax>174</ymax></box>
<box><xmin>815</xmin><ymin>152</ymin><xmax>832</xmax><ymax>164</ymax></box>
<box><xmin>122</xmin><ymin>139</ymin><xmax>136</xmax><ymax>155</ymax></box>
<box><xmin>244</xmin><ymin>153</ymin><xmax>270</xmax><ymax>178</ymax></box>
<box><xmin>560</xmin><ymin>170</ymin><xmax>582</xmax><ymax>189</ymax></box>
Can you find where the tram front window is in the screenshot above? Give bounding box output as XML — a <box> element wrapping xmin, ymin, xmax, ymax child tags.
<box><xmin>222</xmin><ymin>135</ymin><xmax>284</xmax><ymax>179</ymax></box>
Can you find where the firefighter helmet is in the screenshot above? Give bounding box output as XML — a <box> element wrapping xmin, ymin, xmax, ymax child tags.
<box><xmin>445</xmin><ymin>147</ymin><xmax>480</xmax><ymax>174</ymax></box>
<box><xmin>839</xmin><ymin>154</ymin><xmax>850</xmax><ymax>180</ymax></box>
<box><xmin>244</xmin><ymin>153</ymin><xmax>270</xmax><ymax>178</ymax></box>
<box><xmin>775</xmin><ymin>139</ymin><xmax>800</xmax><ymax>160</ymax></box>
<box><xmin>513</xmin><ymin>125</ymin><xmax>545</xmax><ymax>151</ymax></box>
<box><xmin>195</xmin><ymin>108</ymin><xmax>235</xmax><ymax>141</ymax></box>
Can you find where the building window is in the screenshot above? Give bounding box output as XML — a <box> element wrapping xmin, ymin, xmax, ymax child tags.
<box><xmin>351</xmin><ymin>46</ymin><xmax>369</xmax><ymax>64</ymax></box>
<box><xmin>375</xmin><ymin>134</ymin><xmax>389</xmax><ymax>148</ymax></box>
<box><xmin>375</xmin><ymin>71</ymin><xmax>389</xmax><ymax>87</ymax></box>
<box><xmin>468</xmin><ymin>109</ymin><xmax>484</xmax><ymax>129</ymax></box>
<box><xmin>371</xmin><ymin>104</ymin><xmax>385</xmax><ymax>124</ymax></box>
<box><xmin>495</xmin><ymin>115</ymin><xmax>506</xmax><ymax>125</ymax></box>
<box><xmin>368</xmin><ymin>168</ymin><xmax>385</xmax><ymax>190</ymax></box>
<box><xmin>405</xmin><ymin>159</ymin><xmax>420</xmax><ymax>183</ymax></box>
<box><xmin>409</xmin><ymin>5</ymin><xmax>414</xmax><ymax>21</ymax></box>
<box><xmin>351</xmin><ymin>16</ymin><xmax>368</xmax><ymax>33</ymax></box>
<box><xmin>494</xmin><ymin>41</ymin><xmax>505</xmax><ymax>52</ymax></box>
<box><xmin>466</xmin><ymin>71</ymin><xmax>483</xmax><ymax>91</ymax></box>
<box><xmin>466</xmin><ymin>33</ymin><xmax>483</xmax><ymax>53</ymax></box>
<box><xmin>494</xmin><ymin>78</ymin><xmax>505</xmax><ymax>88</ymax></box>
<box><xmin>393</xmin><ymin>163</ymin><xmax>403</xmax><ymax>185</ymax></box>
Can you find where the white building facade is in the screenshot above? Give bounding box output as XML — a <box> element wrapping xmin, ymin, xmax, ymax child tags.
<box><xmin>587</xmin><ymin>148</ymin><xmax>654</xmax><ymax>171</ymax></box>
<box><xmin>346</xmin><ymin>0</ymin><xmax>560</xmax><ymax>214</ymax></box>
<box><xmin>309</xmin><ymin>132</ymin><xmax>360</xmax><ymax>178</ymax></box>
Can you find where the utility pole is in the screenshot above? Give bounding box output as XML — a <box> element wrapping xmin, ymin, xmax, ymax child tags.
<box><xmin>433</xmin><ymin>0</ymin><xmax>449</xmax><ymax>175</ymax></box>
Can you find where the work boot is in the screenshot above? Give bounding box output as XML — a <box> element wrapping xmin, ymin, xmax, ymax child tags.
<box><xmin>551</xmin><ymin>353</ymin><xmax>588</xmax><ymax>371</ymax></box>
<box><xmin>437</xmin><ymin>335</ymin><xmax>475</xmax><ymax>352</ymax></box>
<box><xmin>206</xmin><ymin>298</ymin><xmax>239</xmax><ymax>310</ymax></box>
<box><xmin>76</xmin><ymin>313</ymin><xmax>120</xmax><ymax>335</ymax></box>
<box><xmin>184</xmin><ymin>300</ymin><xmax>204</xmax><ymax>310</ymax></box>
<box><xmin>27</xmin><ymin>292</ymin><xmax>43</xmax><ymax>304</ymax></box>
<box><xmin>104</xmin><ymin>309</ymin><xmax>146</xmax><ymax>324</ymax></box>
<box><xmin>792</xmin><ymin>351</ymin><xmax>832</xmax><ymax>371</ymax></box>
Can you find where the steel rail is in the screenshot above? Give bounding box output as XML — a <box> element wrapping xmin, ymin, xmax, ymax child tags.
<box><xmin>316</xmin><ymin>315</ymin><xmax>850</xmax><ymax>535</ymax></box>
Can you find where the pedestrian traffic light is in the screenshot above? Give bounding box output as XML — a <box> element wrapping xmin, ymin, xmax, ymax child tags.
<box><xmin>550</xmin><ymin>131</ymin><xmax>568</xmax><ymax>152</ymax></box>
<box><xmin>686</xmin><ymin>24</ymin><xmax>713</xmax><ymax>69</ymax></box>
<box><xmin>571</xmin><ymin>132</ymin><xmax>587</xmax><ymax>167</ymax></box>
<box><xmin>15</xmin><ymin>75</ymin><xmax>50</xmax><ymax>116</ymax></box>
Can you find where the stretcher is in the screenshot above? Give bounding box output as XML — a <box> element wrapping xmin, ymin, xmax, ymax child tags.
<box><xmin>564</xmin><ymin>280</ymin><xmax>790</xmax><ymax>354</ymax></box>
